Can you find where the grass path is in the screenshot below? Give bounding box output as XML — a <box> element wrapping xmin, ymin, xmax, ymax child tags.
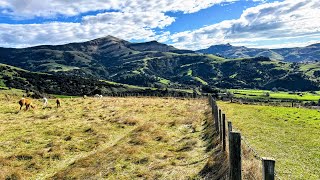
<box><xmin>52</xmin><ymin>99</ymin><xmax>208</xmax><ymax>179</ymax></box>
<box><xmin>36</xmin><ymin>126</ymin><xmax>136</xmax><ymax>179</ymax></box>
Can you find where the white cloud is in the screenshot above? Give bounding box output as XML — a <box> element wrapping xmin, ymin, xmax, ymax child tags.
<box><xmin>0</xmin><ymin>0</ymin><xmax>237</xmax><ymax>47</ymax></box>
<box><xmin>0</xmin><ymin>22</ymin><xmax>156</xmax><ymax>47</ymax></box>
<box><xmin>245</xmin><ymin>40</ymin><xmax>320</xmax><ymax>49</ymax></box>
<box><xmin>169</xmin><ymin>0</ymin><xmax>320</xmax><ymax>49</ymax></box>
<box><xmin>0</xmin><ymin>0</ymin><xmax>237</xmax><ymax>19</ymax></box>
<box><xmin>0</xmin><ymin>9</ymin><xmax>176</xmax><ymax>47</ymax></box>
<box><xmin>0</xmin><ymin>0</ymin><xmax>319</xmax><ymax>49</ymax></box>
<box><xmin>83</xmin><ymin>12</ymin><xmax>175</xmax><ymax>29</ymax></box>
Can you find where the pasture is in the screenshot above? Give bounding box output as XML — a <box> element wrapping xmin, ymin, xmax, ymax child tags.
<box><xmin>218</xmin><ymin>102</ymin><xmax>320</xmax><ymax>180</ymax></box>
<box><xmin>230</xmin><ymin>89</ymin><xmax>320</xmax><ymax>101</ymax></box>
<box><xmin>0</xmin><ymin>92</ymin><xmax>211</xmax><ymax>179</ymax></box>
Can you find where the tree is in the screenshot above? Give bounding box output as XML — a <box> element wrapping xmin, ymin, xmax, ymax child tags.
<box><xmin>226</xmin><ymin>91</ymin><xmax>234</xmax><ymax>102</ymax></box>
<box><xmin>265</xmin><ymin>92</ymin><xmax>270</xmax><ymax>97</ymax></box>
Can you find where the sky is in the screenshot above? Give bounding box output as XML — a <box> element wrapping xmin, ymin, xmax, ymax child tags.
<box><xmin>0</xmin><ymin>0</ymin><xmax>319</xmax><ymax>50</ymax></box>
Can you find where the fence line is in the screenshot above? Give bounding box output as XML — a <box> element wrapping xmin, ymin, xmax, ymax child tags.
<box><xmin>208</xmin><ymin>95</ymin><xmax>277</xmax><ymax>180</ymax></box>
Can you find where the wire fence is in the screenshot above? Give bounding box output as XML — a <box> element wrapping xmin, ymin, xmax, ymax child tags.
<box><xmin>208</xmin><ymin>95</ymin><xmax>279</xmax><ymax>180</ymax></box>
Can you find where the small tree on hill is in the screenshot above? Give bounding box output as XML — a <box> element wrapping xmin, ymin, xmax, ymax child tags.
<box><xmin>226</xmin><ymin>91</ymin><xmax>234</xmax><ymax>102</ymax></box>
<box><xmin>265</xmin><ymin>92</ymin><xmax>270</xmax><ymax>97</ymax></box>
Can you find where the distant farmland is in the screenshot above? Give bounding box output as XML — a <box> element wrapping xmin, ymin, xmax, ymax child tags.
<box><xmin>219</xmin><ymin>102</ymin><xmax>320</xmax><ymax>179</ymax></box>
<box><xmin>230</xmin><ymin>89</ymin><xmax>320</xmax><ymax>101</ymax></box>
<box><xmin>0</xmin><ymin>93</ymin><xmax>213</xmax><ymax>179</ymax></box>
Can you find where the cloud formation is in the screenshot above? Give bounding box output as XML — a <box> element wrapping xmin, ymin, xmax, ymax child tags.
<box><xmin>0</xmin><ymin>0</ymin><xmax>236</xmax><ymax>47</ymax></box>
<box><xmin>0</xmin><ymin>0</ymin><xmax>319</xmax><ymax>49</ymax></box>
<box><xmin>0</xmin><ymin>0</ymin><xmax>236</xmax><ymax>19</ymax></box>
<box><xmin>170</xmin><ymin>0</ymin><xmax>320</xmax><ymax>49</ymax></box>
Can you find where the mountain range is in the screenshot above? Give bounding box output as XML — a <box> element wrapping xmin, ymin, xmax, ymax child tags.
<box><xmin>197</xmin><ymin>43</ymin><xmax>320</xmax><ymax>62</ymax></box>
<box><xmin>0</xmin><ymin>36</ymin><xmax>320</xmax><ymax>94</ymax></box>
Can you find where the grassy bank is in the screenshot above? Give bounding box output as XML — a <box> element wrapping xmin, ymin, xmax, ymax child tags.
<box><xmin>218</xmin><ymin>102</ymin><xmax>320</xmax><ymax>179</ymax></box>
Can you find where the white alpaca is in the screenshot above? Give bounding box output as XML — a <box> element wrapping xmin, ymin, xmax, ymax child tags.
<box><xmin>43</xmin><ymin>97</ymin><xmax>48</xmax><ymax>107</ymax></box>
<box><xmin>94</xmin><ymin>94</ymin><xmax>103</xmax><ymax>99</ymax></box>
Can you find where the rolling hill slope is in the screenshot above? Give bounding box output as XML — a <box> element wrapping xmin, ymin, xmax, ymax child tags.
<box><xmin>197</xmin><ymin>43</ymin><xmax>320</xmax><ymax>62</ymax></box>
<box><xmin>0</xmin><ymin>36</ymin><xmax>320</xmax><ymax>91</ymax></box>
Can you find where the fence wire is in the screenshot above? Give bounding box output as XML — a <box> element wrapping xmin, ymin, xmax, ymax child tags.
<box><xmin>208</xmin><ymin>97</ymin><xmax>282</xmax><ymax>180</ymax></box>
<box><xmin>230</xmin><ymin>121</ymin><xmax>283</xmax><ymax>180</ymax></box>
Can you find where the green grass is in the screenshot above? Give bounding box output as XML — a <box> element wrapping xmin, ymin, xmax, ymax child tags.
<box><xmin>0</xmin><ymin>79</ymin><xmax>6</xmax><ymax>87</ymax></box>
<box><xmin>159</xmin><ymin>78</ymin><xmax>170</xmax><ymax>85</ymax></box>
<box><xmin>229</xmin><ymin>73</ymin><xmax>237</xmax><ymax>78</ymax></box>
<box><xmin>0</xmin><ymin>93</ymin><xmax>209</xmax><ymax>179</ymax></box>
<box><xmin>205</xmin><ymin>54</ymin><xmax>225</xmax><ymax>61</ymax></box>
<box><xmin>52</xmin><ymin>94</ymin><xmax>80</xmax><ymax>99</ymax></box>
<box><xmin>230</xmin><ymin>89</ymin><xmax>320</xmax><ymax>101</ymax></box>
<box><xmin>0</xmin><ymin>63</ymin><xmax>29</xmax><ymax>72</ymax></box>
<box><xmin>193</xmin><ymin>77</ymin><xmax>208</xmax><ymax>85</ymax></box>
<box><xmin>218</xmin><ymin>102</ymin><xmax>320</xmax><ymax>180</ymax></box>
<box><xmin>299</xmin><ymin>63</ymin><xmax>320</xmax><ymax>78</ymax></box>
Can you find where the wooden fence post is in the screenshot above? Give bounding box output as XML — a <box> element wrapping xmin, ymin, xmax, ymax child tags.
<box><xmin>211</xmin><ymin>96</ymin><xmax>214</xmax><ymax>106</ymax></box>
<box><xmin>214</xmin><ymin>105</ymin><xmax>219</xmax><ymax>132</ymax></box>
<box><xmin>228</xmin><ymin>121</ymin><xmax>232</xmax><ymax>134</ymax></box>
<box><xmin>219</xmin><ymin>109</ymin><xmax>222</xmax><ymax>141</ymax></box>
<box><xmin>229</xmin><ymin>132</ymin><xmax>241</xmax><ymax>180</ymax></box>
<box><xmin>262</xmin><ymin>157</ymin><xmax>275</xmax><ymax>180</ymax></box>
<box><xmin>222</xmin><ymin>114</ymin><xmax>226</xmax><ymax>151</ymax></box>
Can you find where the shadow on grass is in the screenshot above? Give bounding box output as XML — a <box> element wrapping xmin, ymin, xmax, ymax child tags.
<box><xmin>199</xmin><ymin>108</ymin><xmax>229</xmax><ymax>180</ymax></box>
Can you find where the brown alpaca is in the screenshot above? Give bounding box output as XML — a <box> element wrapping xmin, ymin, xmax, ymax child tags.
<box><xmin>56</xmin><ymin>99</ymin><xmax>61</xmax><ymax>108</ymax></box>
<box><xmin>19</xmin><ymin>98</ymin><xmax>36</xmax><ymax>110</ymax></box>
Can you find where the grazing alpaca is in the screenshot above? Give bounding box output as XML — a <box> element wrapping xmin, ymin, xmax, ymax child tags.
<box><xmin>94</xmin><ymin>94</ymin><xmax>103</xmax><ymax>99</ymax></box>
<box><xmin>19</xmin><ymin>98</ymin><xmax>36</xmax><ymax>110</ymax></box>
<box><xmin>43</xmin><ymin>97</ymin><xmax>48</xmax><ymax>107</ymax></box>
<box><xmin>56</xmin><ymin>99</ymin><xmax>61</xmax><ymax>108</ymax></box>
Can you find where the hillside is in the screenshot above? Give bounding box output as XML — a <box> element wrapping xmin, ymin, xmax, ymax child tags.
<box><xmin>197</xmin><ymin>43</ymin><xmax>320</xmax><ymax>62</ymax></box>
<box><xmin>0</xmin><ymin>64</ymin><xmax>194</xmax><ymax>97</ymax></box>
<box><xmin>0</xmin><ymin>36</ymin><xmax>320</xmax><ymax>91</ymax></box>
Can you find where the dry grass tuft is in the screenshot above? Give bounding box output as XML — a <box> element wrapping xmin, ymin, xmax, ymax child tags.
<box><xmin>241</xmin><ymin>145</ymin><xmax>262</xmax><ymax>179</ymax></box>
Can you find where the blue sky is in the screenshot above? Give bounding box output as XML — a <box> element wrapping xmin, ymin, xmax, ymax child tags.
<box><xmin>0</xmin><ymin>0</ymin><xmax>319</xmax><ymax>49</ymax></box>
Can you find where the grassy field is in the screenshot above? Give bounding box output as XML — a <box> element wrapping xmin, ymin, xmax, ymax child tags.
<box><xmin>218</xmin><ymin>102</ymin><xmax>320</xmax><ymax>180</ymax></box>
<box><xmin>0</xmin><ymin>92</ymin><xmax>211</xmax><ymax>179</ymax></box>
<box><xmin>230</xmin><ymin>89</ymin><xmax>320</xmax><ymax>101</ymax></box>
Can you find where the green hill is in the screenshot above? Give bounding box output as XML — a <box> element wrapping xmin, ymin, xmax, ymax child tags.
<box><xmin>197</xmin><ymin>43</ymin><xmax>320</xmax><ymax>62</ymax></box>
<box><xmin>0</xmin><ymin>63</ymin><xmax>195</xmax><ymax>97</ymax></box>
<box><xmin>0</xmin><ymin>36</ymin><xmax>320</xmax><ymax>91</ymax></box>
